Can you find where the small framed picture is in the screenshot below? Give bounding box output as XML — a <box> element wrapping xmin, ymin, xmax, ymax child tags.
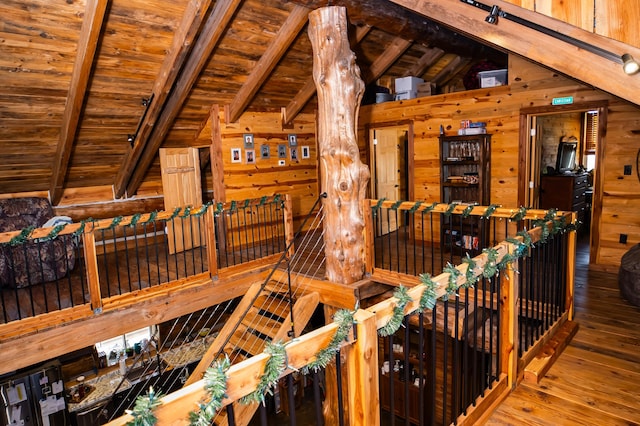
<box><xmin>260</xmin><ymin>144</ymin><xmax>270</xmax><ymax>159</ymax></box>
<box><xmin>231</xmin><ymin>148</ymin><xmax>241</xmax><ymax>163</ymax></box>
<box><xmin>243</xmin><ymin>133</ymin><xmax>254</xmax><ymax>149</ymax></box>
<box><xmin>277</xmin><ymin>144</ymin><xmax>287</xmax><ymax>159</ymax></box>
<box><xmin>288</xmin><ymin>134</ymin><xmax>297</xmax><ymax>146</ymax></box>
<box><xmin>290</xmin><ymin>147</ymin><xmax>298</xmax><ymax>161</ymax></box>
<box><xmin>301</xmin><ymin>146</ymin><xmax>310</xmax><ymax>159</ymax></box>
<box><xmin>246</xmin><ymin>149</ymin><xmax>256</xmax><ymax>164</ymax></box>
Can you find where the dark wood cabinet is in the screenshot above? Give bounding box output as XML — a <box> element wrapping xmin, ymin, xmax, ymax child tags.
<box><xmin>539</xmin><ymin>173</ymin><xmax>588</xmax><ymax>222</ymax></box>
<box><xmin>439</xmin><ymin>134</ymin><xmax>491</xmax><ymax>254</ymax></box>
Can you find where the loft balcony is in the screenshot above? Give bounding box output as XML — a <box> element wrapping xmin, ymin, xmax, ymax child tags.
<box><xmin>0</xmin><ymin>194</ymin><xmax>638</xmax><ymax>425</ymax></box>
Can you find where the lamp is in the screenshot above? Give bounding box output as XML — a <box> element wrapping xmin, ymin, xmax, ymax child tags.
<box><xmin>461</xmin><ymin>0</ymin><xmax>638</xmax><ymax>76</ymax></box>
<box><xmin>623</xmin><ymin>54</ymin><xmax>640</xmax><ymax>75</ymax></box>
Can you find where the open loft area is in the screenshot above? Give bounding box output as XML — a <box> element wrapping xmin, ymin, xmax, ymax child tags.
<box><xmin>1</xmin><ymin>0</ymin><xmax>640</xmax><ymax>425</ymax></box>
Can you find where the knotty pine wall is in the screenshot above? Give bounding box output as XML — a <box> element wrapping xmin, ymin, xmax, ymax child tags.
<box><xmin>359</xmin><ymin>56</ymin><xmax>640</xmax><ymax>270</ymax></box>
<box><xmin>196</xmin><ymin>110</ymin><xmax>320</xmax><ymax>226</ymax></box>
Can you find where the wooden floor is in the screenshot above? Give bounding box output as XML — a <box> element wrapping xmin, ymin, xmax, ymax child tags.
<box><xmin>486</xmin><ymin>235</ymin><xmax>640</xmax><ymax>425</ymax></box>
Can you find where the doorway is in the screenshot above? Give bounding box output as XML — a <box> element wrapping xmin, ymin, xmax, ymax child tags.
<box><xmin>519</xmin><ymin>102</ymin><xmax>607</xmax><ymax>263</ymax></box>
<box><xmin>369</xmin><ymin>124</ymin><xmax>412</xmax><ymax>234</ymax></box>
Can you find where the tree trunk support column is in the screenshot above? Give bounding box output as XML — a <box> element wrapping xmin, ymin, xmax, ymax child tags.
<box><xmin>308</xmin><ymin>6</ymin><xmax>370</xmax><ymax>285</ymax></box>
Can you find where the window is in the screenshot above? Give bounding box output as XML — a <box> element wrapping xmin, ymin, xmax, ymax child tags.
<box><xmin>584</xmin><ymin>111</ymin><xmax>598</xmax><ymax>154</ymax></box>
<box><xmin>95</xmin><ymin>326</ymin><xmax>155</xmax><ymax>361</ymax></box>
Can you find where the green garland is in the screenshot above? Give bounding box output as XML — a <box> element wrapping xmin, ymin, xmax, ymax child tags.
<box><xmin>303</xmin><ymin>309</ymin><xmax>354</xmax><ymax>373</ymax></box>
<box><xmin>126</xmin><ymin>386</ymin><xmax>162</xmax><ymax>426</ymax></box>
<box><xmin>378</xmin><ymin>286</ymin><xmax>413</xmax><ymax>337</ymax></box>
<box><xmin>419</xmin><ymin>273</ymin><xmax>438</xmax><ymax>310</ymax></box>
<box><xmin>510</xmin><ymin>206</ymin><xmax>528</xmax><ymax>222</ymax></box>
<box><xmin>443</xmin><ymin>263</ymin><xmax>462</xmax><ymax>296</ymax></box>
<box><xmin>482</xmin><ymin>204</ymin><xmax>500</xmax><ymax>219</ymax></box>
<box><xmin>461</xmin><ymin>254</ymin><xmax>479</xmax><ymax>288</ymax></box>
<box><xmin>445</xmin><ymin>202</ymin><xmax>459</xmax><ymax>216</ymax></box>
<box><xmin>482</xmin><ymin>247</ymin><xmax>499</xmax><ymax>278</ymax></box>
<box><xmin>461</xmin><ymin>204</ymin><xmax>475</xmax><ymax>218</ymax></box>
<box><xmin>240</xmin><ymin>341</ymin><xmax>287</xmax><ymax>405</ymax></box>
<box><xmin>189</xmin><ymin>357</ymin><xmax>231</xmax><ymax>426</ymax></box>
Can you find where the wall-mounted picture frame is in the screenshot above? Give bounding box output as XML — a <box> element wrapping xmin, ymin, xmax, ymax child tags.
<box><xmin>301</xmin><ymin>145</ymin><xmax>310</xmax><ymax>159</ymax></box>
<box><xmin>277</xmin><ymin>144</ymin><xmax>287</xmax><ymax>159</ymax></box>
<box><xmin>260</xmin><ymin>144</ymin><xmax>270</xmax><ymax>159</ymax></box>
<box><xmin>231</xmin><ymin>148</ymin><xmax>241</xmax><ymax>163</ymax></box>
<box><xmin>288</xmin><ymin>134</ymin><xmax>297</xmax><ymax>146</ymax></box>
<box><xmin>290</xmin><ymin>147</ymin><xmax>298</xmax><ymax>161</ymax></box>
<box><xmin>243</xmin><ymin>133</ymin><xmax>254</xmax><ymax>149</ymax></box>
<box><xmin>246</xmin><ymin>149</ymin><xmax>256</xmax><ymax>164</ymax></box>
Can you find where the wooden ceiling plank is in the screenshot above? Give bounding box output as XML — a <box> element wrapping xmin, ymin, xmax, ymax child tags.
<box><xmin>49</xmin><ymin>0</ymin><xmax>109</xmax><ymax>205</ymax></box>
<box><xmin>225</xmin><ymin>5</ymin><xmax>311</xmax><ymax>123</ymax></box>
<box><xmin>282</xmin><ymin>24</ymin><xmax>371</xmax><ymax>124</ymax></box>
<box><xmin>430</xmin><ymin>55</ymin><xmax>467</xmax><ymax>85</ymax></box>
<box><xmin>123</xmin><ymin>0</ymin><xmax>243</xmax><ymax>197</ymax></box>
<box><xmin>362</xmin><ymin>36</ymin><xmax>413</xmax><ymax>83</ymax></box>
<box><xmin>390</xmin><ymin>0</ymin><xmax>640</xmax><ymax>107</ymax></box>
<box><xmin>113</xmin><ymin>0</ymin><xmax>214</xmax><ymax>199</ymax></box>
<box><xmin>403</xmin><ymin>47</ymin><xmax>445</xmax><ymax>77</ymax></box>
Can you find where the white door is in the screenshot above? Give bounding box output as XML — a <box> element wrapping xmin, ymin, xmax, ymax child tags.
<box><xmin>374</xmin><ymin>128</ymin><xmax>404</xmax><ymax>234</ymax></box>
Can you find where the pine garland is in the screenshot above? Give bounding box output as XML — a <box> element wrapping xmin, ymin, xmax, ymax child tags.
<box><xmin>443</xmin><ymin>263</ymin><xmax>462</xmax><ymax>296</ymax></box>
<box><xmin>241</xmin><ymin>341</ymin><xmax>287</xmax><ymax>405</ymax></box>
<box><xmin>189</xmin><ymin>357</ymin><xmax>231</xmax><ymax>426</ymax></box>
<box><xmin>126</xmin><ymin>386</ymin><xmax>162</xmax><ymax>426</ymax></box>
<box><xmin>419</xmin><ymin>273</ymin><xmax>438</xmax><ymax>310</ymax></box>
<box><xmin>461</xmin><ymin>204</ymin><xmax>475</xmax><ymax>218</ymax></box>
<box><xmin>379</xmin><ymin>286</ymin><xmax>413</xmax><ymax>337</ymax></box>
<box><xmin>510</xmin><ymin>206</ymin><xmax>528</xmax><ymax>222</ymax></box>
<box><xmin>445</xmin><ymin>202</ymin><xmax>459</xmax><ymax>216</ymax></box>
<box><xmin>482</xmin><ymin>204</ymin><xmax>500</xmax><ymax>219</ymax></box>
<box><xmin>482</xmin><ymin>247</ymin><xmax>499</xmax><ymax>278</ymax></box>
<box><xmin>461</xmin><ymin>254</ymin><xmax>479</xmax><ymax>288</ymax></box>
<box><xmin>303</xmin><ymin>309</ymin><xmax>354</xmax><ymax>373</ymax></box>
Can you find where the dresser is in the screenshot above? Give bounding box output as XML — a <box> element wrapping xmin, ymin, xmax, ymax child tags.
<box><xmin>539</xmin><ymin>173</ymin><xmax>589</xmax><ymax>222</ymax></box>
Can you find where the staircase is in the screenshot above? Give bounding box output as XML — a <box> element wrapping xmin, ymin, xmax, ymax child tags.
<box><xmin>184</xmin><ymin>272</ymin><xmax>320</xmax><ymax>425</ymax></box>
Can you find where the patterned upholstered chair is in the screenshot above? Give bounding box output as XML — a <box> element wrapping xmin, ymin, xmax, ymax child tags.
<box><xmin>0</xmin><ymin>198</ymin><xmax>76</xmax><ymax>288</ymax></box>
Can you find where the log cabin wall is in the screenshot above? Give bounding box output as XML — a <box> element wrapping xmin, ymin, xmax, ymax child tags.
<box><xmin>195</xmin><ymin>110</ymin><xmax>320</xmax><ymax>226</ymax></box>
<box><xmin>358</xmin><ymin>55</ymin><xmax>640</xmax><ymax>270</ymax></box>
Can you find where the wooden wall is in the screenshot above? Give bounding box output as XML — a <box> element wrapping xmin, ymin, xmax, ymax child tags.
<box><xmin>505</xmin><ymin>0</ymin><xmax>640</xmax><ymax>47</ymax></box>
<box><xmin>196</xmin><ymin>110</ymin><xmax>320</xmax><ymax>224</ymax></box>
<box><xmin>359</xmin><ymin>56</ymin><xmax>640</xmax><ymax>270</ymax></box>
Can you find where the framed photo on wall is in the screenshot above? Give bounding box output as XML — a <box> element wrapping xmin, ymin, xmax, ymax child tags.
<box><xmin>288</xmin><ymin>134</ymin><xmax>297</xmax><ymax>146</ymax></box>
<box><xmin>260</xmin><ymin>144</ymin><xmax>270</xmax><ymax>159</ymax></box>
<box><xmin>231</xmin><ymin>148</ymin><xmax>241</xmax><ymax>163</ymax></box>
<box><xmin>278</xmin><ymin>144</ymin><xmax>287</xmax><ymax>159</ymax></box>
<box><xmin>301</xmin><ymin>146</ymin><xmax>310</xmax><ymax>159</ymax></box>
<box><xmin>243</xmin><ymin>133</ymin><xmax>254</xmax><ymax>149</ymax></box>
<box><xmin>246</xmin><ymin>149</ymin><xmax>256</xmax><ymax>164</ymax></box>
<box><xmin>290</xmin><ymin>147</ymin><xmax>298</xmax><ymax>161</ymax></box>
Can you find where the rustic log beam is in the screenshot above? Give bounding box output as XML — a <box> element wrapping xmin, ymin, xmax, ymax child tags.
<box><xmin>114</xmin><ymin>0</ymin><xmax>225</xmax><ymax>198</ymax></box>
<box><xmin>309</xmin><ymin>6</ymin><xmax>369</xmax><ymax>284</ymax></box>
<box><xmin>360</xmin><ymin>36</ymin><xmax>413</xmax><ymax>83</ymax></box>
<box><xmin>402</xmin><ymin>46</ymin><xmax>445</xmax><ymax>77</ymax></box>
<box><xmin>225</xmin><ymin>5</ymin><xmax>310</xmax><ymax>123</ymax></box>
<box><xmin>282</xmin><ymin>24</ymin><xmax>371</xmax><ymax>125</ymax></box>
<box><xmin>390</xmin><ymin>0</ymin><xmax>640</xmax><ymax>108</ymax></box>
<box><xmin>50</xmin><ymin>0</ymin><xmax>109</xmax><ymax>206</ymax></box>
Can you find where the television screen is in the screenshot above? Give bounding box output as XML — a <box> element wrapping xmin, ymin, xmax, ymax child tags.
<box><xmin>556</xmin><ymin>141</ymin><xmax>577</xmax><ymax>173</ymax></box>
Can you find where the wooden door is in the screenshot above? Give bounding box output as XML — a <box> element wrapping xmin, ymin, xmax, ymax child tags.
<box><xmin>374</xmin><ymin>128</ymin><xmax>403</xmax><ymax>234</ymax></box>
<box><xmin>160</xmin><ymin>147</ymin><xmax>203</xmax><ymax>254</ymax></box>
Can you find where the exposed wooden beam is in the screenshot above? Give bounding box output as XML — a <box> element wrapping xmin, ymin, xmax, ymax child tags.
<box><xmin>49</xmin><ymin>0</ymin><xmax>109</xmax><ymax>206</ymax></box>
<box><xmin>430</xmin><ymin>55</ymin><xmax>470</xmax><ymax>86</ymax></box>
<box><xmin>390</xmin><ymin>0</ymin><xmax>640</xmax><ymax>107</ymax></box>
<box><xmin>361</xmin><ymin>36</ymin><xmax>413</xmax><ymax>83</ymax></box>
<box><xmin>113</xmin><ymin>0</ymin><xmax>214</xmax><ymax>199</ymax></box>
<box><xmin>282</xmin><ymin>24</ymin><xmax>371</xmax><ymax>125</ymax></box>
<box><xmin>122</xmin><ymin>0</ymin><xmax>243</xmax><ymax>197</ymax></box>
<box><xmin>402</xmin><ymin>47</ymin><xmax>445</xmax><ymax>77</ymax></box>
<box><xmin>225</xmin><ymin>5</ymin><xmax>310</xmax><ymax>123</ymax></box>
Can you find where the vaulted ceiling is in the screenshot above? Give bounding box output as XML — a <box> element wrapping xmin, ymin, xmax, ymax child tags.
<box><xmin>1</xmin><ymin>0</ymin><xmax>638</xmax><ymax>203</ymax></box>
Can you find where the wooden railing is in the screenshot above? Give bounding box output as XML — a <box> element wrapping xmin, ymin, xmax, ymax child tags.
<box><xmin>104</xmin><ymin>200</ymin><xmax>577</xmax><ymax>425</ymax></box>
<box><xmin>0</xmin><ymin>195</ymin><xmax>293</xmax><ymax>329</ymax></box>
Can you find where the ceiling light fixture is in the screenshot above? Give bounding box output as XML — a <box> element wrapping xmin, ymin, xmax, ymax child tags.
<box><xmin>461</xmin><ymin>0</ymin><xmax>637</xmax><ymax>76</ymax></box>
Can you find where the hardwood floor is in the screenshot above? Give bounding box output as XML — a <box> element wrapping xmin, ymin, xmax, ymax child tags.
<box><xmin>486</xmin><ymin>236</ymin><xmax>640</xmax><ymax>425</ymax></box>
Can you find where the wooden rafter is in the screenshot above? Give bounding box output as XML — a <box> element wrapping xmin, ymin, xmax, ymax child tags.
<box><xmin>49</xmin><ymin>0</ymin><xmax>109</xmax><ymax>205</ymax></box>
<box><xmin>402</xmin><ymin>47</ymin><xmax>445</xmax><ymax>77</ymax></box>
<box><xmin>390</xmin><ymin>0</ymin><xmax>640</xmax><ymax>107</ymax></box>
<box><xmin>225</xmin><ymin>5</ymin><xmax>311</xmax><ymax>123</ymax></box>
<box><xmin>282</xmin><ymin>24</ymin><xmax>372</xmax><ymax>125</ymax></box>
<box><xmin>430</xmin><ymin>55</ymin><xmax>470</xmax><ymax>86</ymax></box>
<box><xmin>119</xmin><ymin>0</ymin><xmax>244</xmax><ymax>197</ymax></box>
<box><xmin>360</xmin><ymin>36</ymin><xmax>413</xmax><ymax>83</ymax></box>
<box><xmin>113</xmin><ymin>0</ymin><xmax>214</xmax><ymax>199</ymax></box>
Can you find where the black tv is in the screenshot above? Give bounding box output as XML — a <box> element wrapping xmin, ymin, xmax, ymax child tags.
<box><xmin>556</xmin><ymin>141</ymin><xmax>577</xmax><ymax>174</ymax></box>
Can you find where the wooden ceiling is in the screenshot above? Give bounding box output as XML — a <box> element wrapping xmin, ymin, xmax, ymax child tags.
<box><xmin>0</xmin><ymin>0</ymin><xmax>638</xmax><ymax>202</ymax></box>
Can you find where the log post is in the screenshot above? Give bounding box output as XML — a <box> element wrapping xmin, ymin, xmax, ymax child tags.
<box><xmin>308</xmin><ymin>6</ymin><xmax>370</xmax><ymax>285</ymax></box>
